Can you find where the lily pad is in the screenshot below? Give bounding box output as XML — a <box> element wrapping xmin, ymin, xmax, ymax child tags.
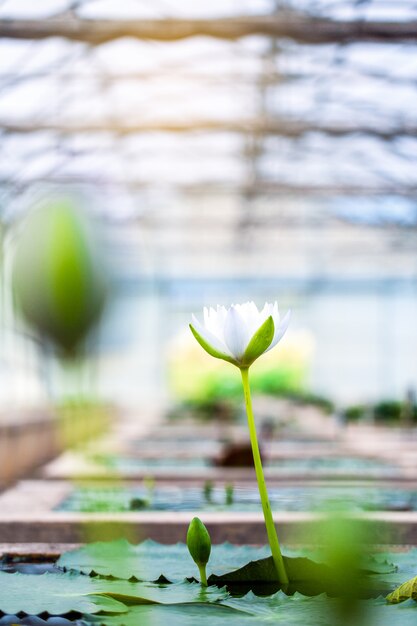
<box><xmin>85</xmin><ymin>603</ymin><xmax>251</xmax><ymax>626</ymax></box>
<box><xmin>209</xmin><ymin>554</ymin><xmax>394</xmax><ymax>597</ymax></box>
<box><xmin>0</xmin><ymin>573</ymin><xmax>227</xmax><ymax>615</ymax></box>
<box><xmin>58</xmin><ymin>540</ymin><xmax>399</xmax><ymax>598</ymax></box>
<box><xmin>222</xmin><ymin>591</ymin><xmax>417</xmax><ymax>626</ymax></box>
<box><xmin>387</xmin><ymin>575</ymin><xmax>417</xmax><ymax>604</ymax></box>
<box><xmin>0</xmin><ymin>572</ymin><xmax>127</xmax><ymax>616</ymax></box>
<box><xmin>84</xmin><ymin>592</ymin><xmax>417</xmax><ymax>626</ymax></box>
<box><xmin>58</xmin><ymin>539</ymin><xmax>271</xmax><ymax>582</ymax></box>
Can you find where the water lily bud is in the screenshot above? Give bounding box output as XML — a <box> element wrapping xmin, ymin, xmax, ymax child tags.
<box><xmin>187</xmin><ymin>517</ymin><xmax>211</xmax><ymax>565</ymax></box>
<box><xmin>12</xmin><ymin>199</ymin><xmax>108</xmax><ymax>356</ymax></box>
<box><xmin>186</xmin><ymin>517</ymin><xmax>211</xmax><ymax>586</ymax></box>
<box><xmin>203</xmin><ymin>480</ymin><xmax>213</xmax><ymax>503</ymax></box>
<box><xmin>225</xmin><ymin>483</ymin><xmax>234</xmax><ymax>505</ymax></box>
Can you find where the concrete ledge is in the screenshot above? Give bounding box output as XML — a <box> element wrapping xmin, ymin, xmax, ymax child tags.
<box><xmin>0</xmin><ymin>511</ymin><xmax>416</xmax><ymax>545</ymax></box>
<box><xmin>40</xmin><ymin>452</ymin><xmax>413</xmax><ymax>483</ymax></box>
<box><xmin>1</xmin><ymin>480</ymin><xmax>417</xmax><ymax>545</ymax></box>
<box><xmin>0</xmin><ymin>407</ymin><xmax>112</xmax><ymax>488</ymax></box>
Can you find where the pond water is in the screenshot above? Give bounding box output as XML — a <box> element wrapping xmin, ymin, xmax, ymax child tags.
<box><xmin>90</xmin><ymin>454</ymin><xmax>399</xmax><ymax>478</ymax></box>
<box><xmin>57</xmin><ymin>484</ymin><xmax>417</xmax><ymax>513</ymax></box>
<box><xmin>266</xmin><ymin>457</ymin><xmax>400</xmax><ymax>477</ymax></box>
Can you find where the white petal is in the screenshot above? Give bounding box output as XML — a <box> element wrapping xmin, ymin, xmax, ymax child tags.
<box><xmin>203</xmin><ymin>307</ymin><xmax>210</xmax><ymax>327</ymax></box>
<box><xmin>204</xmin><ymin>305</ymin><xmax>226</xmax><ymax>342</ymax></box>
<box><xmin>224</xmin><ymin>305</ymin><xmax>250</xmax><ymax>359</ymax></box>
<box><xmin>244</xmin><ymin>301</ymin><xmax>261</xmax><ymax>334</ymax></box>
<box><xmin>265</xmin><ymin>309</ymin><xmax>291</xmax><ymax>352</ymax></box>
<box><xmin>260</xmin><ymin>302</ymin><xmax>273</xmax><ymax>323</ymax></box>
<box><xmin>191</xmin><ymin>315</ymin><xmax>233</xmax><ymax>357</ymax></box>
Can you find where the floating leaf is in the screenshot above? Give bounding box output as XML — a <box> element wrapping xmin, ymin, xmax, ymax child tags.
<box><xmin>387</xmin><ymin>575</ymin><xmax>417</xmax><ymax>604</ymax></box>
<box><xmin>84</xmin><ymin>603</ymin><xmax>250</xmax><ymax>626</ymax></box>
<box><xmin>362</xmin><ymin>556</ymin><xmax>398</xmax><ymax>576</ymax></box>
<box><xmin>57</xmin><ymin>540</ymin><xmax>404</xmax><ymax>597</ymax></box>
<box><xmin>98</xmin><ymin>580</ymin><xmax>228</xmax><ymax>606</ymax></box>
<box><xmin>84</xmin><ymin>592</ymin><xmax>417</xmax><ymax>626</ymax></box>
<box><xmin>222</xmin><ymin>592</ymin><xmax>417</xmax><ymax>626</ymax></box>
<box><xmin>58</xmin><ymin>539</ymin><xmax>270</xmax><ymax>582</ymax></box>
<box><xmin>0</xmin><ymin>572</ymin><xmax>126</xmax><ymax>615</ymax></box>
<box><xmin>209</xmin><ymin>555</ymin><xmax>340</xmax><ymax>596</ymax></box>
<box><xmin>0</xmin><ymin>573</ymin><xmax>226</xmax><ymax>615</ymax></box>
<box><xmin>209</xmin><ymin>554</ymin><xmax>398</xmax><ymax>597</ymax></box>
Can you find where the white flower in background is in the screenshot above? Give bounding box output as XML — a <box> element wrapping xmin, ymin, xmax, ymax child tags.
<box><xmin>190</xmin><ymin>301</ymin><xmax>291</xmax><ymax>368</ymax></box>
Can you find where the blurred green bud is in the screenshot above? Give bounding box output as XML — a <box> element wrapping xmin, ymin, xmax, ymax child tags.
<box><xmin>203</xmin><ymin>480</ymin><xmax>213</xmax><ymax>503</ymax></box>
<box><xmin>186</xmin><ymin>517</ymin><xmax>211</xmax><ymax>586</ymax></box>
<box><xmin>12</xmin><ymin>199</ymin><xmax>108</xmax><ymax>356</ymax></box>
<box><xmin>225</xmin><ymin>483</ymin><xmax>234</xmax><ymax>506</ymax></box>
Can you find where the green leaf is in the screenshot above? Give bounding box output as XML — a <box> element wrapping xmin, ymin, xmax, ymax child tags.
<box><xmin>241</xmin><ymin>316</ymin><xmax>274</xmax><ymax>366</ymax></box>
<box><xmin>58</xmin><ymin>540</ymin><xmax>401</xmax><ymax>594</ymax></box>
<box><xmin>0</xmin><ymin>572</ymin><xmax>227</xmax><ymax>616</ymax></box>
<box><xmin>58</xmin><ymin>539</ymin><xmax>272</xmax><ymax>582</ymax></box>
<box><xmin>105</xmin><ymin>580</ymin><xmax>227</xmax><ymax>605</ymax></box>
<box><xmin>210</xmin><ymin>554</ymin><xmax>400</xmax><ymax>597</ymax></box>
<box><xmin>0</xmin><ymin>572</ymin><xmax>127</xmax><ymax>615</ymax></box>
<box><xmin>84</xmin><ymin>603</ymin><xmax>250</xmax><ymax>626</ymax></box>
<box><xmin>221</xmin><ymin>592</ymin><xmax>417</xmax><ymax>626</ymax></box>
<box><xmin>387</xmin><ymin>575</ymin><xmax>417</xmax><ymax>604</ymax></box>
<box><xmin>85</xmin><ymin>593</ymin><xmax>417</xmax><ymax>626</ymax></box>
<box><xmin>209</xmin><ymin>555</ymin><xmax>337</xmax><ymax>595</ymax></box>
<box><xmin>189</xmin><ymin>324</ymin><xmax>236</xmax><ymax>365</ymax></box>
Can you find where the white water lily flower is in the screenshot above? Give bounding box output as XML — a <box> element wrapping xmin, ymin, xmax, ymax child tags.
<box><xmin>190</xmin><ymin>301</ymin><xmax>291</xmax><ymax>368</ymax></box>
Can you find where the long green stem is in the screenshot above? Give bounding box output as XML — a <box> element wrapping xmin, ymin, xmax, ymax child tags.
<box><xmin>240</xmin><ymin>367</ymin><xmax>289</xmax><ymax>584</ymax></box>
<box><xmin>198</xmin><ymin>563</ymin><xmax>208</xmax><ymax>586</ymax></box>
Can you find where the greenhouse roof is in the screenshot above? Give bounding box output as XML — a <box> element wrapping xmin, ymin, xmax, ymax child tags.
<box><xmin>0</xmin><ymin>0</ymin><xmax>416</xmax><ymax>277</ymax></box>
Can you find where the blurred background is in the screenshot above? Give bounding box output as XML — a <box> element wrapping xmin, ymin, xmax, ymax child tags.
<box><xmin>0</xmin><ymin>0</ymin><xmax>416</xmax><ymax>416</ymax></box>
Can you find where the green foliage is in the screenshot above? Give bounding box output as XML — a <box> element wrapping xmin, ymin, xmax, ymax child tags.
<box><xmin>58</xmin><ymin>539</ymin><xmax>399</xmax><ymax>592</ymax></box>
<box><xmin>344</xmin><ymin>400</ymin><xmax>417</xmax><ymax>423</ymax></box>
<box><xmin>168</xmin><ymin>398</ymin><xmax>240</xmax><ymax>423</ymax></box>
<box><xmin>129</xmin><ymin>497</ymin><xmax>148</xmax><ymax>511</ymax></box>
<box><xmin>4</xmin><ymin>541</ymin><xmax>414</xmax><ymax>624</ymax></box>
<box><xmin>344</xmin><ymin>405</ymin><xmax>367</xmax><ymax>421</ymax></box>
<box><xmin>58</xmin><ymin>539</ymin><xmax>272</xmax><ymax>582</ymax></box>
<box><xmin>0</xmin><ymin>571</ymin><xmax>228</xmax><ymax>616</ymax></box>
<box><xmin>209</xmin><ymin>552</ymin><xmax>395</xmax><ymax>598</ymax></box>
<box><xmin>0</xmin><ymin>572</ymin><xmax>127</xmax><ymax>615</ymax></box>
<box><xmin>374</xmin><ymin>401</ymin><xmax>403</xmax><ymax>422</ymax></box>
<box><xmin>84</xmin><ymin>594</ymin><xmax>417</xmax><ymax>626</ymax></box>
<box><xmin>387</xmin><ymin>575</ymin><xmax>417</xmax><ymax>604</ymax></box>
<box><xmin>280</xmin><ymin>391</ymin><xmax>334</xmax><ymax>414</ymax></box>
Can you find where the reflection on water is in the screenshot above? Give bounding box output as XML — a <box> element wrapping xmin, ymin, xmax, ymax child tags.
<box><xmin>57</xmin><ymin>484</ymin><xmax>417</xmax><ymax>514</ymax></box>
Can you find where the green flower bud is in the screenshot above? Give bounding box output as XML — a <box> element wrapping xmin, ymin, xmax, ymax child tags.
<box><xmin>12</xmin><ymin>199</ymin><xmax>108</xmax><ymax>357</ymax></box>
<box><xmin>186</xmin><ymin>517</ymin><xmax>211</xmax><ymax>586</ymax></box>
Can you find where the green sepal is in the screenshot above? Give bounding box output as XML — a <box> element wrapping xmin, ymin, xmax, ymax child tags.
<box><xmin>189</xmin><ymin>324</ymin><xmax>236</xmax><ymax>365</ymax></box>
<box><xmin>241</xmin><ymin>315</ymin><xmax>274</xmax><ymax>366</ymax></box>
